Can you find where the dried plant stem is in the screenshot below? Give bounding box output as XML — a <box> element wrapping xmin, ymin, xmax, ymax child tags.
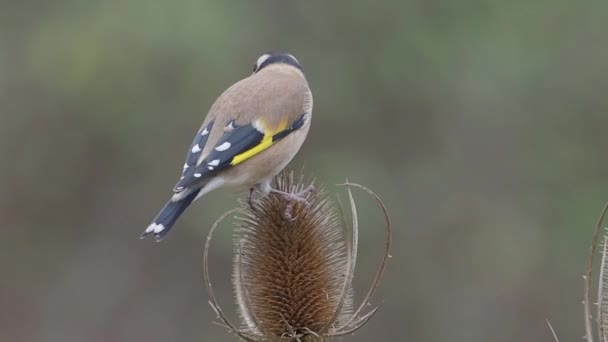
<box><xmin>334</xmin><ymin>182</ymin><xmax>392</xmax><ymax>333</ymax></box>
<box><xmin>236</xmin><ymin>239</ymin><xmax>269</xmax><ymax>338</ymax></box>
<box><xmin>598</xmin><ymin>236</ymin><xmax>608</xmax><ymax>342</ymax></box>
<box><xmin>584</xmin><ymin>202</ymin><xmax>608</xmax><ymax>342</ymax></box>
<box><xmin>324</xmin><ymin>183</ymin><xmax>359</xmax><ymax>333</ymax></box>
<box><xmin>546</xmin><ymin>319</ymin><xmax>560</xmax><ymax>342</ymax></box>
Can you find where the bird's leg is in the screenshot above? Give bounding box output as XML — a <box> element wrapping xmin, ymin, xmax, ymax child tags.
<box><xmin>247</xmin><ymin>187</ymin><xmax>256</xmax><ymax>210</ymax></box>
<box><xmin>269</xmin><ymin>184</ymin><xmax>315</xmax><ymax>220</ymax></box>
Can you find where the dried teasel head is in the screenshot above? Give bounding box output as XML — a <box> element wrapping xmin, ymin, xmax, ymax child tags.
<box><xmin>203</xmin><ymin>172</ymin><xmax>391</xmax><ymax>342</ymax></box>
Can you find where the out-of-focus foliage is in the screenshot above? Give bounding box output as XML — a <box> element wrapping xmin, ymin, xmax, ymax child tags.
<box><xmin>1</xmin><ymin>1</ymin><xmax>607</xmax><ymax>341</ymax></box>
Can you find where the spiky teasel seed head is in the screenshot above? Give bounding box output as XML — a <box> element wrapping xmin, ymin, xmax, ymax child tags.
<box><xmin>203</xmin><ymin>171</ymin><xmax>391</xmax><ymax>342</ymax></box>
<box><xmin>235</xmin><ymin>173</ymin><xmax>350</xmax><ymax>338</ymax></box>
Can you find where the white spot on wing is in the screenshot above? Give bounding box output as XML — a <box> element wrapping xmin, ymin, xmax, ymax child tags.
<box><xmin>194</xmin><ymin>173</ymin><xmax>202</xmax><ymax>178</ymax></box>
<box><xmin>208</xmin><ymin>166</ymin><xmax>214</xmax><ymax>170</ymax></box>
<box><xmin>224</xmin><ymin>121</ymin><xmax>235</xmax><ymax>132</ymax></box>
<box><xmin>201</xmin><ymin>127</ymin><xmax>209</xmax><ymax>136</ymax></box>
<box><xmin>183</xmin><ymin>163</ymin><xmax>189</xmax><ymax>171</ymax></box>
<box><xmin>191</xmin><ymin>144</ymin><xmax>201</xmax><ymax>153</ymax></box>
<box><xmin>208</xmin><ymin>159</ymin><xmax>220</xmax><ymax>166</ymax></box>
<box><xmin>215</xmin><ymin>142</ymin><xmax>231</xmax><ymax>151</ymax></box>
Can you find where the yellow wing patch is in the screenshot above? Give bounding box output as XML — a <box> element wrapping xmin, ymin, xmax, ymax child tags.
<box><xmin>231</xmin><ymin>135</ymin><xmax>274</xmax><ymax>166</ymax></box>
<box><xmin>229</xmin><ymin>118</ymin><xmax>289</xmax><ymax>166</ymax></box>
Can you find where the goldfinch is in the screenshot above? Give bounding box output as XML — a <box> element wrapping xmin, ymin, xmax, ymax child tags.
<box><xmin>141</xmin><ymin>52</ymin><xmax>313</xmax><ymax>241</ymax></box>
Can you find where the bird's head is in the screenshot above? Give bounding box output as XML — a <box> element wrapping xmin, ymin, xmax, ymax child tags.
<box><xmin>252</xmin><ymin>52</ymin><xmax>303</xmax><ymax>75</ymax></box>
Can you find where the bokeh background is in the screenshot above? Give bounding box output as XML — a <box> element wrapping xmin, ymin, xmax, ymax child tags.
<box><xmin>1</xmin><ymin>1</ymin><xmax>607</xmax><ymax>341</ymax></box>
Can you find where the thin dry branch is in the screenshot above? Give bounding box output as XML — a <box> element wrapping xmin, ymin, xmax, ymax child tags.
<box><xmin>324</xmin><ymin>183</ymin><xmax>359</xmax><ymax>333</ymax></box>
<box><xmin>598</xmin><ymin>236</ymin><xmax>608</xmax><ymax>342</ymax></box>
<box><xmin>330</xmin><ymin>306</ymin><xmax>380</xmax><ymax>337</ymax></box>
<box><xmin>546</xmin><ymin>319</ymin><xmax>560</xmax><ymax>342</ymax></box>
<box><xmin>237</xmin><ymin>239</ymin><xmax>269</xmax><ymax>338</ymax></box>
<box><xmin>584</xmin><ymin>202</ymin><xmax>608</xmax><ymax>342</ymax></box>
<box><xmin>233</xmin><ymin>240</ymin><xmax>255</xmax><ymax>330</ymax></box>
<box><xmin>335</xmin><ymin>182</ymin><xmax>392</xmax><ymax>333</ymax></box>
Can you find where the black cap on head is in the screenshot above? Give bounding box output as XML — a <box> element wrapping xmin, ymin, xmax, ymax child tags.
<box><xmin>253</xmin><ymin>52</ymin><xmax>302</xmax><ymax>73</ymax></box>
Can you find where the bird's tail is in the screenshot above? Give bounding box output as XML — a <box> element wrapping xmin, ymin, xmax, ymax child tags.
<box><xmin>141</xmin><ymin>189</ymin><xmax>200</xmax><ymax>241</ymax></box>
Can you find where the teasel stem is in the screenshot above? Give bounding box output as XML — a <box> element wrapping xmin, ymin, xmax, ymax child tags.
<box><xmin>598</xmin><ymin>235</ymin><xmax>608</xmax><ymax>342</ymax></box>
<box><xmin>583</xmin><ymin>202</ymin><xmax>608</xmax><ymax>342</ymax></box>
<box><xmin>594</xmin><ymin>203</ymin><xmax>608</xmax><ymax>342</ymax></box>
<box><xmin>203</xmin><ymin>172</ymin><xmax>391</xmax><ymax>341</ymax></box>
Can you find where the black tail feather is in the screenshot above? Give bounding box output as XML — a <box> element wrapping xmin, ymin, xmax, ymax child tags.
<box><xmin>141</xmin><ymin>189</ymin><xmax>200</xmax><ymax>241</ymax></box>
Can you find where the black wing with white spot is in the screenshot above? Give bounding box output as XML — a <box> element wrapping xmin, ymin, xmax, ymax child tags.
<box><xmin>174</xmin><ymin>123</ymin><xmax>263</xmax><ymax>191</ymax></box>
<box><xmin>180</xmin><ymin>121</ymin><xmax>214</xmax><ymax>177</ymax></box>
<box><xmin>173</xmin><ymin>114</ymin><xmax>306</xmax><ymax>192</ymax></box>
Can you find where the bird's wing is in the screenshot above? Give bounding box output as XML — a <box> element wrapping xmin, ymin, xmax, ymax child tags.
<box><xmin>174</xmin><ymin>113</ymin><xmax>307</xmax><ymax>192</ymax></box>
<box><xmin>179</xmin><ymin>120</ymin><xmax>215</xmax><ymax>178</ymax></box>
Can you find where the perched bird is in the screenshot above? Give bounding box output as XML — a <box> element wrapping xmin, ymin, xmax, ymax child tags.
<box><xmin>142</xmin><ymin>52</ymin><xmax>313</xmax><ymax>241</ymax></box>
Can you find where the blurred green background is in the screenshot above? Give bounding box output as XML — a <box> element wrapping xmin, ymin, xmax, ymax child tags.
<box><xmin>1</xmin><ymin>0</ymin><xmax>607</xmax><ymax>341</ymax></box>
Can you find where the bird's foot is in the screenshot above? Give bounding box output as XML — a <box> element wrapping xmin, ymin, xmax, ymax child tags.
<box><xmin>270</xmin><ymin>185</ymin><xmax>315</xmax><ymax>220</ymax></box>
